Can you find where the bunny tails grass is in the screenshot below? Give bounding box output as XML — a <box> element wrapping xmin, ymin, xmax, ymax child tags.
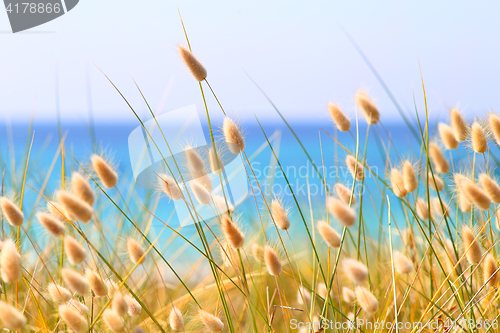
<box><xmin>354</xmin><ymin>90</ymin><xmax>380</xmax><ymax>124</ymax></box>
<box><xmin>343</xmin><ymin>258</ymin><xmax>368</xmax><ymax>284</ymax></box>
<box><xmin>462</xmin><ymin>226</ymin><xmax>482</xmax><ymax>265</ymax></box>
<box><xmin>48</xmin><ymin>283</ymin><xmax>72</xmax><ymax>303</ymax></box>
<box><xmin>169</xmin><ymin>307</ymin><xmax>184</xmax><ymax>331</ymax></box>
<box><xmin>127</xmin><ymin>238</ymin><xmax>146</xmax><ymax>264</ymax></box>
<box><xmin>479</xmin><ymin>173</ymin><xmax>500</xmax><ymax>203</ymax></box>
<box><xmin>264</xmin><ymin>245</ymin><xmax>282</xmax><ymax>276</ymax></box>
<box><xmin>0</xmin><ymin>197</ymin><xmax>23</xmax><ymax>226</ymax></box>
<box><xmin>59</xmin><ymin>305</ymin><xmax>88</xmax><ymax>333</ymax></box>
<box><xmin>429</xmin><ymin>142</ymin><xmax>450</xmax><ymax>173</ymax></box>
<box><xmin>199</xmin><ymin>310</ymin><xmax>224</xmax><ymax>332</ymax></box>
<box><xmin>335</xmin><ymin>183</ymin><xmax>356</xmax><ymax>204</ymax></box>
<box><xmin>0</xmin><ymin>301</ymin><xmax>26</xmax><ymax>331</ymax></box>
<box><xmin>346</xmin><ymin>155</ymin><xmax>364</xmax><ymax>180</ymax></box>
<box><xmin>328</xmin><ymin>102</ymin><xmax>351</xmax><ymax>132</ymax></box>
<box><xmin>91</xmin><ymin>154</ymin><xmax>118</xmax><ymax>188</ymax></box>
<box><xmin>355</xmin><ymin>286</ymin><xmax>378</xmax><ymax>314</ymax></box>
<box><xmin>471</xmin><ymin>121</ymin><xmax>488</xmax><ymax>153</ymax></box>
<box><xmin>438</xmin><ymin>122</ymin><xmax>459</xmax><ymax>149</ymax></box>
<box><xmin>390</xmin><ymin>168</ymin><xmax>408</xmax><ymax>198</ymax></box>
<box><xmin>450</xmin><ymin>107</ymin><xmax>468</xmax><ymax>142</ymax></box>
<box><xmin>317</xmin><ymin>221</ymin><xmax>341</xmax><ymax>247</ymax></box>
<box><xmin>8</xmin><ymin>38</ymin><xmax>500</xmax><ymax>333</ymax></box>
<box><xmin>328</xmin><ymin>197</ymin><xmax>357</xmax><ymax>227</ymax></box>
<box><xmin>158</xmin><ymin>174</ymin><xmax>183</xmax><ymax>200</ymax></box>
<box><xmin>37</xmin><ymin>212</ymin><xmax>65</xmax><ymax>237</ymax></box>
<box><xmin>403</xmin><ymin>160</ymin><xmax>418</xmax><ymax>192</ymax></box>
<box><xmin>56</xmin><ymin>190</ymin><xmax>93</xmax><ymax>223</ymax></box>
<box><xmin>223</xmin><ymin>117</ymin><xmax>245</xmax><ymax>154</ymax></box>
<box><xmin>1</xmin><ymin>239</ymin><xmax>21</xmax><ymax>283</ymax></box>
<box><xmin>178</xmin><ymin>44</ymin><xmax>207</xmax><ymax>82</ymax></box>
<box><xmin>489</xmin><ymin>113</ymin><xmax>500</xmax><ymax>146</ymax></box>
<box><xmin>64</xmin><ymin>235</ymin><xmax>87</xmax><ymax>265</ymax></box>
<box><xmin>271</xmin><ymin>198</ymin><xmax>290</xmax><ymax>230</ymax></box>
<box><xmin>220</xmin><ymin>214</ymin><xmax>245</xmax><ymax>249</ymax></box>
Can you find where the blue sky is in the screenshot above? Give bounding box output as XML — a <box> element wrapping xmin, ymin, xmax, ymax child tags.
<box><xmin>0</xmin><ymin>1</ymin><xmax>499</xmax><ymax>124</ymax></box>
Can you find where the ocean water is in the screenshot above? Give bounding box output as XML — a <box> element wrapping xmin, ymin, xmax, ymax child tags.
<box><xmin>0</xmin><ymin>119</ymin><xmax>474</xmax><ymax>251</ymax></box>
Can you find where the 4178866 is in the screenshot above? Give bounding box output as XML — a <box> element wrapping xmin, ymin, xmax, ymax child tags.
<box><xmin>5</xmin><ymin>2</ymin><xmax>61</xmax><ymax>14</ymax></box>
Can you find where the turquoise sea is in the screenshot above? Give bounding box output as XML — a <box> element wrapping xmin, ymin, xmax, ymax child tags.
<box><xmin>0</xmin><ymin>119</ymin><xmax>485</xmax><ymax>254</ymax></box>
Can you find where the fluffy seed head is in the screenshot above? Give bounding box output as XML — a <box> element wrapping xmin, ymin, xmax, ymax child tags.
<box><xmin>393</xmin><ymin>251</ymin><xmax>413</xmax><ymax>274</ymax></box>
<box><xmin>112</xmin><ymin>291</ymin><xmax>128</xmax><ymax>317</ymax></box>
<box><xmin>125</xmin><ymin>295</ymin><xmax>141</xmax><ymax>317</ymax></box>
<box><xmin>462</xmin><ymin>226</ymin><xmax>482</xmax><ymax>265</ymax></box>
<box><xmin>317</xmin><ymin>221</ymin><xmax>341</xmax><ymax>248</ymax></box>
<box><xmin>0</xmin><ymin>197</ymin><xmax>24</xmax><ymax>227</ymax></box>
<box><xmin>271</xmin><ymin>198</ymin><xmax>290</xmax><ymax>230</ymax></box>
<box><xmin>71</xmin><ymin>172</ymin><xmax>95</xmax><ymax>206</ymax></box>
<box><xmin>169</xmin><ymin>307</ymin><xmax>184</xmax><ymax>331</ymax></box>
<box><xmin>317</xmin><ymin>283</ymin><xmax>332</xmax><ymax>300</ymax></box>
<box><xmin>428</xmin><ymin>172</ymin><xmax>444</xmax><ymax>192</ymax></box>
<box><xmin>86</xmin><ymin>269</ymin><xmax>107</xmax><ymax>297</ymax></box>
<box><xmin>48</xmin><ymin>283</ymin><xmax>72</xmax><ymax>303</ymax></box>
<box><xmin>489</xmin><ymin>114</ymin><xmax>500</xmax><ymax>146</ymax></box>
<box><xmin>479</xmin><ymin>173</ymin><xmax>500</xmax><ymax>203</ymax></box>
<box><xmin>185</xmin><ymin>147</ymin><xmax>212</xmax><ymax>191</ymax></box>
<box><xmin>61</xmin><ymin>268</ymin><xmax>89</xmax><ymax>295</ymax></box>
<box><xmin>343</xmin><ymin>258</ymin><xmax>368</xmax><ymax>284</ymax></box>
<box><xmin>103</xmin><ymin>309</ymin><xmax>126</xmax><ymax>333</ymax></box>
<box><xmin>345</xmin><ymin>155</ymin><xmax>364</xmax><ymax>180</ymax></box>
<box><xmin>450</xmin><ymin>107</ymin><xmax>468</xmax><ymax>142</ymax></box>
<box><xmin>223</xmin><ymin>117</ymin><xmax>245</xmax><ymax>154</ymax></box>
<box><xmin>209</xmin><ymin>147</ymin><xmax>224</xmax><ymax>174</ymax></box>
<box><xmin>354</xmin><ymin>90</ymin><xmax>380</xmax><ymax>124</ymax></box>
<box><xmin>212</xmin><ymin>195</ymin><xmax>234</xmax><ymax>214</ymax></box>
<box><xmin>390</xmin><ymin>168</ymin><xmax>408</xmax><ymax>197</ymax></box>
<box><xmin>158</xmin><ymin>174</ymin><xmax>183</xmax><ymax>201</ymax></box>
<box><xmin>133</xmin><ymin>327</ymin><xmax>146</xmax><ymax>333</ymax></box>
<box><xmin>416</xmin><ymin>198</ymin><xmax>429</xmax><ymax>220</ymax></box>
<box><xmin>471</xmin><ymin>122</ymin><xmax>488</xmax><ymax>153</ymax></box>
<box><xmin>127</xmin><ymin>238</ymin><xmax>146</xmax><ymax>265</ymax></box>
<box><xmin>47</xmin><ymin>201</ymin><xmax>69</xmax><ymax>221</ymax></box>
<box><xmin>0</xmin><ymin>301</ymin><xmax>26</xmax><ymax>331</ymax></box>
<box><xmin>328</xmin><ymin>102</ymin><xmax>351</xmax><ymax>132</ymax></box>
<box><xmin>178</xmin><ymin>44</ymin><xmax>207</xmax><ymax>81</ymax></box>
<box><xmin>91</xmin><ymin>155</ymin><xmax>118</xmax><ymax>188</ymax></box>
<box><xmin>355</xmin><ymin>286</ymin><xmax>379</xmax><ymax>314</ymax></box>
<box><xmin>431</xmin><ymin>197</ymin><xmax>449</xmax><ymax>218</ymax></box>
<box><xmin>297</xmin><ymin>285</ymin><xmax>312</xmax><ymax>304</ymax></box>
<box><xmin>190</xmin><ymin>181</ymin><xmax>211</xmax><ymax>205</ymax></box>
<box><xmin>459</xmin><ymin>177</ymin><xmax>491</xmax><ymax>210</ymax></box>
<box><xmin>1</xmin><ymin>239</ymin><xmax>20</xmax><ymax>283</ymax></box>
<box><xmin>220</xmin><ymin>215</ymin><xmax>245</xmax><ymax>249</ymax></box>
<box><xmin>106</xmin><ymin>280</ymin><xmax>119</xmax><ymax>296</ymax></box>
<box><xmin>56</xmin><ymin>190</ymin><xmax>93</xmax><ymax>223</ymax></box>
<box><xmin>64</xmin><ymin>235</ymin><xmax>87</xmax><ymax>265</ymax></box>
<box><xmin>251</xmin><ymin>243</ymin><xmax>265</xmax><ymax>262</ymax></box>
<box><xmin>438</xmin><ymin>123</ymin><xmax>459</xmax><ymax>149</ymax></box>
<box><xmin>59</xmin><ymin>305</ymin><xmax>88</xmax><ymax>333</ymax></box>
<box><xmin>69</xmin><ymin>299</ymin><xmax>89</xmax><ymax>314</ymax></box>
<box><xmin>335</xmin><ymin>184</ymin><xmax>356</xmax><ymax>204</ymax></box>
<box><xmin>199</xmin><ymin>310</ymin><xmax>224</xmax><ymax>332</ymax></box>
<box><xmin>328</xmin><ymin>197</ymin><xmax>357</xmax><ymax>227</ymax></box>
<box><xmin>458</xmin><ymin>191</ymin><xmax>472</xmax><ymax>213</ymax></box>
<box><xmin>37</xmin><ymin>212</ymin><xmax>65</xmax><ymax>237</ymax></box>
<box><xmin>496</xmin><ymin>209</ymin><xmax>500</xmax><ymax>231</ymax></box>
<box><xmin>264</xmin><ymin>245</ymin><xmax>282</xmax><ymax>276</ymax></box>
<box><xmin>484</xmin><ymin>253</ymin><xmax>499</xmax><ymax>287</ymax></box>
<box><xmin>342</xmin><ymin>287</ymin><xmax>355</xmax><ymax>303</ymax></box>
<box><xmin>403</xmin><ymin>160</ymin><xmax>418</xmax><ymax>192</ymax></box>
<box><xmin>429</xmin><ymin>143</ymin><xmax>449</xmax><ymax>173</ymax></box>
